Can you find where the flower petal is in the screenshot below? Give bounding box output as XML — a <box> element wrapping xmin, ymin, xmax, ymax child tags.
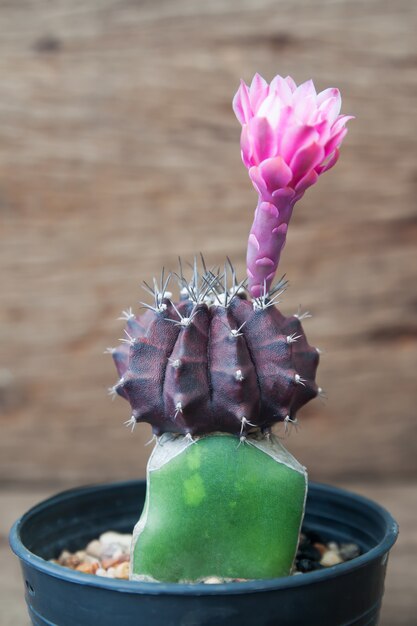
<box><xmin>259</xmin><ymin>156</ymin><xmax>293</xmax><ymax>192</ymax></box>
<box><xmin>240</xmin><ymin>125</ymin><xmax>253</xmax><ymax>168</ymax></box>
<box><xmin>317</xmin><ymin>87</ymin><xmax>340</xmax><ymax>106</ymax></box>
<box><xmin>324</xmin><ymin>127</ymin><xmax>348</xmax><ymax>158</ymax></box>
<box><xmin>285</xmin><ymin>75</ymin><xmax>297</xmax><ymax>92</ymax></box>
<box><xmin>257</xmin><ymin>92</ymin><xmax>282</xmax><ymax>128</ymax></box>
<box><xmin>271</xmin><ymin>188</ymin><xmax>294</xmax><ymax>223</ymax></box>
<box><xmin>269</xmin><ymin>74</ymin><xmax>293</xmax><ymax>105</ymax></box>
<box><xmin>293</xmin><ymin>79</ymin><xmax>317</xmax><ymax>104</ymax></box>
<box><xmin>247</xmin><ymin>117</ymin><xmax>277</xmax><ymax>164</ymax></box>
<box><xmin>332</xmin><ymin>114</ymin><xmax>354</xmax><ymax>134</ymax></box>
<box><xmin>294</xmin><ymin>168</ymin><xmax>319</xmax><ymax>193</ymax></box>
<box><xmin>232</xmin><ymin>80</ymin><xmax>252</xmax><ymax>124</ymax></box>
<box><xmin>281</xmin><ymin>124</ymin><xmax>318</xmax><ymax>164</ymax></box>
<box><xmin>249</xmin><ymin>73</ymin><xmax>269</xmax><ymax>113</ymax></box>
<box><xmin>313</xmin><ymin>119</ymin><xmax>331</xmax><ymax>146</ymax></box>
<box><xmin>315</xmin><ymin>148</ymin><xmax>340</xmax><ymax>175</ymax></box>
<box><xmin>249</xmin><ymin>166</ymin><xmax>268</xmax><ymax>195</ymax></box>
<box><xmin>318</xmin><ymin>96</ymin><xmax>342</xmax><ymax>124</ymax></box>
<box><xmin>293</xmin><ymin>94</ymin><xmax>317</xmax><ymax>123</ymax></box>
<box><xmin>290</xmin><ymin>142</ymin><xmax>326</xmax><ymax>184</ymax></box>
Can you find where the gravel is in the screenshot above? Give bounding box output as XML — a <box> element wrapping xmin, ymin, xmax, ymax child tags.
<box><xmin>51</xmin><ymin>530</ymin><xmax>361</xmax><ymax>581</ymax></box>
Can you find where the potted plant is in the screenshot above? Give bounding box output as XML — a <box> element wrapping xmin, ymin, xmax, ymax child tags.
<box><xmin>10</xmin><ymin>73</ymin><xmax>398</xmax><ymax>626</ymax></box>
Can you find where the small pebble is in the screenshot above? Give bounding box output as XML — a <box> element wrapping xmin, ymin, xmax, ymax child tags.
<box><xmin>234</xmin><ymin>578</ymin><xmax>249</xmax><ymax>582</ymax></box>
<box><xmin>339</xmin><ymin>543</ymin><xmax>361</xmax><ymax>561</ymax></box>
<box><xmin>99</xmin><ymin>532</ymin><xmax>131</xmax><ymax>550</ymax></box>
<box><xmin>96</xmin><ymin>568</ymin><xmax>107</xmax><ymax>577</ymax></box>
<box><xmin>61</xmin><ymin>554</ymin><xmax>82</xmax><ymax>569</ymax></box>
<box><xmin>102</xmin><ymin>553</ymin><xmax>129</xmax><ymax>570</ymax></box>
<box><xmin>114</xmin><ymin>562</ymin><xmax>130</xmax><ymax>579</ymax></box>
<box><xmin>101</xmin><ymin>544</ymin><xmax>123</xmax><ymax>560</ymax></box>
<box><xmin>320</xmin><ymin>550</ymin><xmax>343</xmax><ymax>567</ymax></box>
<box><xmin>204</xmin><ymin>576</ymin><xmax>223</xmax><ymax>584</ymax></box>
<box><xmin>84</xmin><ymin>555</ymin><xmax>100</xmax><ymax>565</ymax></box>
<box><xmin>75</xmin><ymin>550</ymin><xmax>86</xmax><ymax>560</ymax></box>
<box><xmin>86</xmin><ymin>539</ymin><xmax>102</xmax><ymax>558</ymax></box>
<box><xmin>313</xmin><ymin>542</ymin><xmax>327</xmax><ymax>556</ymax></box>
<box><xmin>75</xmin><ymin>562</ymin><xmax>99</xmax><ymax>575</ymax></box>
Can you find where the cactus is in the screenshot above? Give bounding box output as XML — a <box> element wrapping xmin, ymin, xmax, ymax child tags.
<box><xmin>110</xmin><ymin>263</ymin><xmax>319</xmax><ymax>438</ymax></box>
<box><xmin>109</xmin><ymin>73</ymin><xmax>351</xmax><ymax>582</ymax></box>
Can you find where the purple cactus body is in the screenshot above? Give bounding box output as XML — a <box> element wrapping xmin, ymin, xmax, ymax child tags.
<box><xmin>111</xmin><ymin>268</ymin><xmax>319</xmax><ymax>436</ymax></box>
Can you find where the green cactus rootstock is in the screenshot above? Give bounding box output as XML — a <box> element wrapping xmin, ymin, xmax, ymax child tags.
<box><xmin>131</xmin><ymin>434</ymin><xmax>307</xmax><ymax>582</ymax></box>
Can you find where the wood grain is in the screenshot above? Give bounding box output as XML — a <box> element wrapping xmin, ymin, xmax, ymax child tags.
<box><xmin>0</xmin><ymin>0</ymin><xmax>416</xmax><ymax>490</ymax></box>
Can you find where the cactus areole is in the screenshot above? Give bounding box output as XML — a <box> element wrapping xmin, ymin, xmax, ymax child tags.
<box><xmin>109</xmin><ymin>74</ymin><xmax>351</xmax><ymax>582</ymax></box>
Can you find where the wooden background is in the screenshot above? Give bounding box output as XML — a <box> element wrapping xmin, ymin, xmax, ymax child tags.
<box><xmin>0</xmin><ymin>1</ymin><xmax>416</xmax><ymax>624</ymax></box>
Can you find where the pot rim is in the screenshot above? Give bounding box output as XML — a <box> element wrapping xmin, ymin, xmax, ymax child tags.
<box><xmin>9</xmin><ymin>480</ymin><xmax>398</xmax><ymax>596</ymax></box>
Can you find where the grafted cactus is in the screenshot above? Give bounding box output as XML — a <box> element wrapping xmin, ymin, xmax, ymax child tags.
<box><xmin>109</xmin><ymin>73</ymin><xmax>351</xmax><ymax>582</ymax></box>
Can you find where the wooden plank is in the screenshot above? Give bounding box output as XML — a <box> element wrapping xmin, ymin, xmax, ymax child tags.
<box><xmin>0</xmin><ymin>0</ymin><xmax>416</xmax><ymax>486</ymax></box>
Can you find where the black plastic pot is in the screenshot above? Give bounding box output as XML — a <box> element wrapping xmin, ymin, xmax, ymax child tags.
<box><xmin>10</xmin><ymin>480</ymin><xmax>398</xmax><ymax>626</ymax></box>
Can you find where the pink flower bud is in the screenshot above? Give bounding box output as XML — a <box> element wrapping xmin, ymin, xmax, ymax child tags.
<box><xmin>233</xmin><ymin>73</ymin><xmax>353</xmax><ymax>297</ymax></box>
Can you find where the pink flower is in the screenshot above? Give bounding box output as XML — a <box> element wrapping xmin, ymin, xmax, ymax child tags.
<box><xmin>233</xmin><ymin>73</ymin><xmax>353</xmax><ymax>298</ymax></box>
